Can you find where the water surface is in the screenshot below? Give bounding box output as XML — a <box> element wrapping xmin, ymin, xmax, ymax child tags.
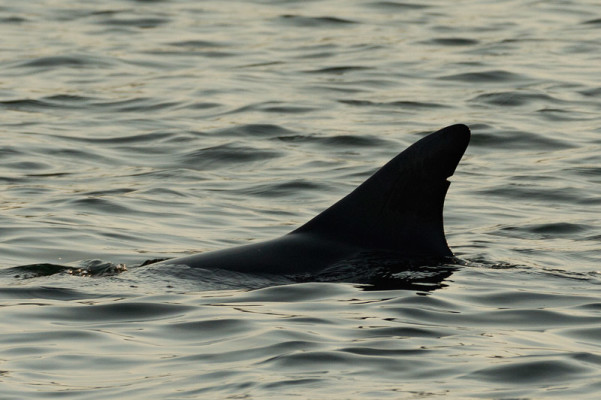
<box><xmin>1</xmin><ymin>0</ymin><xmax>601</xmax><ymax>398</ymax></box>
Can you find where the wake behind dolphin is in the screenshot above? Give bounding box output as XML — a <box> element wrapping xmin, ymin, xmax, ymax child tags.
<box><xmin>159</xmin><ymin>124</ymin><xmax>471</xmax><ymax>277</ymax></box>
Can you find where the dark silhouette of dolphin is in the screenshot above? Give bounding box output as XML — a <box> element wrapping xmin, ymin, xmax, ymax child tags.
<box><xmin>161</xmin><ymin>124</ymin><xmax>470</xmax><ymax>275</ymax></box>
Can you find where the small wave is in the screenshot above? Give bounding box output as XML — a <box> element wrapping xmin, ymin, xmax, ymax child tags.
<box><xmin>481</xmin><ymin>186</ymin><xmax>581</xmax><ymax>204</ymax></box>
<box><xmin>0</xmin><ymin>98</ymin><xmax>76</xmax><ymax>111</ymax></box>
<box><xmin>440</xmin><ymin>70</ymin><xmax>528</xmax><ymax>83</ymax></box>
<box><xmin>54</xmin><ymin>130</ymin><xmax>174</xmax><ymax>145</ymax></box>
<box><xmin>95</xmin><ymin>97</ymin><xmax>181</xmax><ymax>113</ymax></box>
<box><xmin>236</xmin><ymin>179</ymin><xmax>326</xmax><ymax>198</ymax></box>
<box><xmin>167</xmin><ymin>40</ymin><xmax>226</xmax><ymax>48</ymax></box>
<box><xmin>367</xmin><ymin>1</ymin><xmax>430</xmax><ymax>10</ymax></box>
<box><xmin>583</xmin><ymin>18</ymin><xmax>601</xmax><ymax>25</ymax></box>
<box><xmin>499</xmin><ymin>222</ymin><xmax>589</xmax><ymax>239</ymax></box>
<box><xmin>66</xmin><ymin>197</ymin><xmax>135</xmax><ymax>215</ymax></box>
<box><xmin>468</xmin><ymin>128</ymin><xmax>573</xmax><ymax>150</ymax></box>
<box><xmin>0</xmin><ymin>95</ymin><xmax>99</xmax><ymax>112</ymax></box>
<box><xmin>15</xmin><ymin>55</ymin><xmax>112</xmax><ymax>69</ymax></box>
<box><xmin>423</xmin><ymin>38</ymin><xmax>479</xmax><ymax>46</ymax></box>
<box><xmin>275</xmin><ymin>132</ymin><xmax>390</xmax><ymax>148</ymax></box>
<box><xmin>180</xmin><ymin>143</ymin><xmax>283</xmax><ymax>170</ymax></box>
<box><xmin>560</xmin><ymin>327</ymin><xmax>601</xmax><ymax>343</ymax></box>
<box><xmin>0</xmin><ymin>16</ymin><xmax>27</xmax><ymax>24</ymax></box>
<box><xmin>45</xmin><ymin>147</ymin><xmax>117</xmax><ymax>165</ymax></box>
<box><xmin>305</xmin><ymin>66</ymin><xmax>371</xmax><ymax>74</ymax></box>
<box><xmin>0</xmin><ymin>286</ymin><xmax>87</xmax><ymax>300</ymax></box>
<box><xmin>161</xmin><ymin>319</ymin><xmax>252</xmax><ymax>339</ymax></box>
<box><xmin>526</xmin><ymin>222</ymin><xmax>588</xmax><ymax>236</ymax></box>
<box><xmin>24</xmin><ymin>172</ymin><xmax>72</xmax><ymax>178</ymax></box>
<box><xmin>579</xmin><ymin>87</ymin><xmax>601</xmax><ymax>97</ymax></box>
<box><xmin>3</xmin><ymin>160</ymin><xmax>53</xmax><ymax>171</ymax></box>
<box><xmin>220</xmin><ymin>102</ymin><xmax>317</xmax><ymax>115</ymax></box>
<box><xmin>145</xmin><ymin>48</ymin><xmax>238</xmax><ymax>58</ymax></box>
<box><xmin>567</xmin><ymin>166</ymin><xmax>601</xmax><ymax>178</ymax></box>
<box><xmin>537</xmin><ymin>107</ymin><xmax>585</xmax><ymax>122</ymax></box>
<box><xmin>45</xmin><ymin>94</ymin><xmax>95</xmax><ymax>103</ymax></box>
<box><xmin>339</xmin><ymin>99</ymin><xmax>447</xmax><ymax>109</ymax></box>
<box><xmin>260</xmin><ymin>105</ymin><xmax>317</xmax><ymax>114</ymax></box>
<box><xmin>184</xmin><ymin>101</ymin><xmax>222</xmax><ymax>110</ymax></box>
<box><xmin>2</xmin><ymin>95</ymin><xmax>184</xmax><ymax>114</ymax></box>
<box><xmin>320</xmin><ymin>135</ymin><xmax>390</xmax><ymax>147</ymax></box>
<box><xmin>471</xmin><ymin>91</ymin><xmax>560</xmax><ymax>107</ymax></box>
<box><xmin>40</xmin><ymin>301</ymin><xmax>194</xmax><ymax>323</ymax></box>
<box><xmin>215</xmin><ymin>102</ymin><xmax>317</xmax><ymax>117</ymax></box>
<box><xmin>468</xmin><ymin>358</ymin><xmax>593</xmax><ymax>384</ymax></box>
<box><xmin>236</xmin><ymin>282</ymin><xmax>354</xmax><ymax>302</ymax></box>
<box><xmin>96</xmin><ymin>17</ymin><xmax>169</xmax><ymax>29</ymax></box>
<box><xmin>214</xmin><ymin>123</ymin><xmax>296</xmax><ymax>138</ymax></box>
<box><xmin>278</xmin><ymin>15</ymin><xmax>357</xmax><ymax>27</ymax></box>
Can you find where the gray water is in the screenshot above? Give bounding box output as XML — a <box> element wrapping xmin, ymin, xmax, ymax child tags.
<box><xmin>1</xmin><ymin>0</ymin><xmax>601</xmax><ymax>398</ymax></box>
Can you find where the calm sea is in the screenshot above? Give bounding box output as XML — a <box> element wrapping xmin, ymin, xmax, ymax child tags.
<box><xmin>1</xmin><ymin>0</ymin><xmax>600</xmax><ymax>398</ymax></box>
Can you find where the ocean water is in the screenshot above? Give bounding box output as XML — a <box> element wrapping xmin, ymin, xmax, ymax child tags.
<box><xmin>1</xmin><ymin>0</ymin><xmax>601</xmax><ymax>398</ymax></box>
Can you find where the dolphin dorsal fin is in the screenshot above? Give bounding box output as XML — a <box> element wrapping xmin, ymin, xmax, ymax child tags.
<box><xmin>292</xmin><ymin>124</ymin><xmax>470</xmax><ymax>258</ymax></box>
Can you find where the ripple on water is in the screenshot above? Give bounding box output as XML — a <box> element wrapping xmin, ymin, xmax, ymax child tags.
<box><xmin>468</xmin><ymin>127</ymin><xmax>574</xmax><ymax>150</ymax></box>
<box><xmin>514</xmin><ymin>222</ymin><xmax>589</xmax><ymax>238</ymax></box>
<box><xmin>559</xmin><ymin>327</ymin><xmax>601</xmax><ymax>344</ymax></box>
<box><xmin>354</xmin><ymin>325</ymin><xmax>455</xmax><ymax>339</ymax></box>
<box><xmin>277</xmin><ymin>15</ymin><xmax>358</xmax><ymax>28</ymax></box>
<box><xmin>423</xmin><ymin>37</ymin><xmax>480</xmax><ymax>46</ymax></box>
<box><xmin>0</xmin><ymin>286</ymin><xmax>86</xmax><ymax>301</ymax></box>
<box><xmin>99</xmin><ymin>97</ymin><xmax>181</xmax><ymax>113</ymax></box>
<box><xmin>161</xmin><ymin>319</ymin><xmax>254</xmax><ymax>340</ymax></box>
<box><xmin>366</xmin><ymin>1</ymin><xmax>431</xmax><ymax>10</ymax></box>
<box><xmin>214</xmin><ymin>123</ymin><xmax>296</xmax><ymax>138</ymax></box>
<box><xmin>236</xmin><ymin>179</ymin><xmax>327</xmax><ymax>198</ymax></box>
<box><xmin>468</xmin><ymin>357</ymin><xmax>594</xmax><ymax>384</ymax></box>
<box><xmin>583</xmin><ymin>18</ymin><xmax>601</xmax><ymax>25</ymax></box>
<box><xmin>2</xmin><ymin>0</ymin><xmax>601</xmax><ymax>398</ymax></box>
<box><xmin>480</xmin><ymin>185</ymin><xmax>583</xmax><ymax>204</ymax></box>
<box><xmin>339</xmin><ymin>99</ymin><xmax>448</xmax><ymax>109</ymax></box>
<box><xmin>235</xmin><ymin>282</ymin><xmax>355</xmax><ymax>303</ymax></box>
<box><xmin>0</xmin><ymin>96</ymin><xmax>199</xmax><ymax>115</ymax></box>
<box><xmin>580</xmin><ymin>87</ymin><xmax>601</xmax><ymax>97</ymax></box>
<box><xmin>275</xmin><ymin>131</ymin><xmax>392</xmax><ymax>149</ymax></box>
<box><xmin>174</xmin><ymin>340</ymin><xmax>320</xmax><ymax>364</ymax></box>
<box><xmin>35</xmin><ymin>302</ymin><xmax>195</xmax><ymax>323</ymax></box>
<box><xmin>304</xmin><ymin>66</ymin><xmax>372</xmax><ymax>74</ymax></box>
<box><xmin>439</xmin><ymin>69</ymin><xmax>530</xmax><ymax>83</ymax></box>
<box><xmin>180</xmin><ymin>143</ymin><xmax>283</xmax><ymax>170</ymax></box>
<box><xmin>55</xmin><ymin>130</ymin><xmax>174</xmax><ymax>145</ymax></box>
<box><xmin>471</xmin><ymin>91</ymin><xmax>561</xmax><ymax>107</ymax></box>
<box><xmin>95</xmin><ymin>16</ymin><xmax>170</xmax><ymax>29</ymax></box>
<box><xmin>66</xmin><ymin>197</ymin><xmax>136</xmax><ymax>215</ymax></box>
<box><xmin>0</xmin><ymin>16</ymin><xmax>27</xmax><ymax>24</ymax></box>
<box><xmin>13</xmin><ymin>55</ymin><xmax>113</xmax><ymax>70</ymax></box>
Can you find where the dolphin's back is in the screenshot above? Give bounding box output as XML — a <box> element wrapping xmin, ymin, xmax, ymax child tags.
<box><xmin>165</xmin><ymin>233</ymin><xmax>354</xmax><ymax>275</ymax></box>
<box><xmin>164</xmin><ymin>124</ymin><xmax>470</xmax><ymax>274</ymax></box>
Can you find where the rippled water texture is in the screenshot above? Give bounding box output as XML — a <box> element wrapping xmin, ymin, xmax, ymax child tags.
<box><xmin>1</xmin><ymin>0</ymin><xmax>601</xmax><ymax>398</ymax></box>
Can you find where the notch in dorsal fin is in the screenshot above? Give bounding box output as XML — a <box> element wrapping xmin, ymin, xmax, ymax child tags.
<box><xmin>292</xmin><ymin>124</ymin><xmax>470</xmax><ymax>258</ymax></box>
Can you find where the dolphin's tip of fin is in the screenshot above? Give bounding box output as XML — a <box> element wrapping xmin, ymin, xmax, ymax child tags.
<box><xmin>412</xmin><ymin>123</ymin><xmax>470</xmax><ymax>180</ymax></box>
<box><xmin>445</xmin><ymin>124</ymin><xmax>470</xmax><ymax>177</ymax></box>
<box><xmin>294</xmin><ymin>123</ymin><xmax>471</xmax><ymax>258</ymax></box>
<box><xmin>449</xmin><ymin>123</ymin><xmax>470</xmax><ymax>132</ymax></box>
<box><xmin>440</xmin><ymin>123</ymin><xmax>471</xmax><ymax>142</ymax></box>
<box><xmin>443</xmin><ymin>124</ymin><xmax>470</xmax><ymax>163</ymax></box>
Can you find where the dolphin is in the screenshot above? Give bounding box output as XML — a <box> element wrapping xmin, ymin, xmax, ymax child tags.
<box><xmin>160</xmin><ymin>124</ymin><xmax>470</xmax><ymax>276</ymax></box>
